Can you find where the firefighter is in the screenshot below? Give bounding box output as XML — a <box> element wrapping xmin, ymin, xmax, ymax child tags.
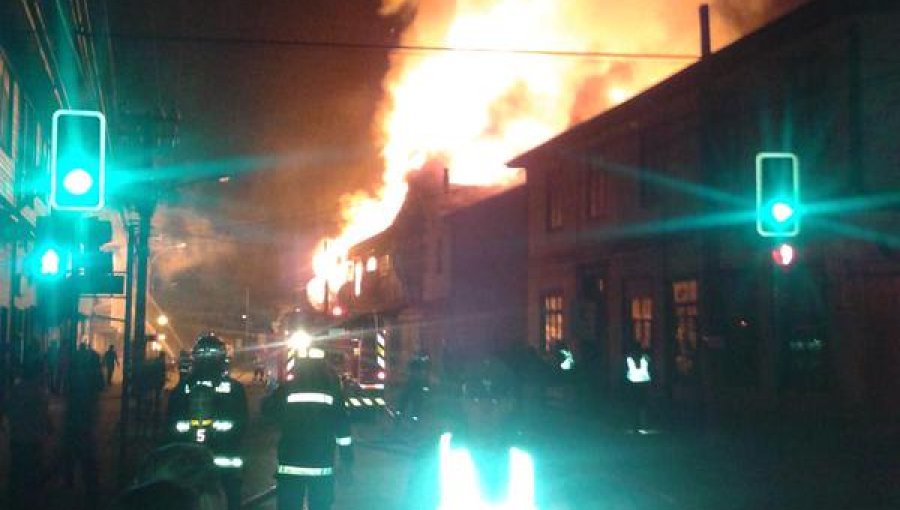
<box><xmin>177</xmin><ymin>349</ymin><xmax>192</xmax><ymax>381</ymax></box>
<box><xmin>166</xmin><ymin>333</ymin><xmax>248</xmax><ymax>510</ymax></box>
<box><xmin>625</xmin><ymin>343</ymin><xmax>652</xmax><ymax>433</ymax></box>
<box><xmin>397</xmin><ymin>348</ymin><xmax>431</xmax><ymax>422</ymax></box>
<box><xmin>263</xmin><ymin>341</ymin><xmax>353</xmax><ymax>510</ymax></box>
<box><xmin>404</xmin><ymin>355</ymin><xmax>538</xmax><ymax>509</ymax></box>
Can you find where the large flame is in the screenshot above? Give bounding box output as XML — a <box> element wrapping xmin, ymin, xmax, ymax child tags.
<box><xmin>307</xmin><ymin>0</ymin><xmax>747</xmax><ymax>309</ymax></box>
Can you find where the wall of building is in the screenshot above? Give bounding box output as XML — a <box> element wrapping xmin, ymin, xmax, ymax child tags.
<box><xmin>519</xmin><ymin>1</ymin><xmax>900</xmax><ymax>419</ymax></box>
<box><xmin>445</xmin><ymin>186</ymin><xmax>527</xmax><ymax>359</ymax></box>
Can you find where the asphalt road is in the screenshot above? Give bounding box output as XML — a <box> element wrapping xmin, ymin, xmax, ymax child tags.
<box><xmin>2</xmin><ymin>369</ymin><xmax>898</xmax><ymax>509</ymax></box>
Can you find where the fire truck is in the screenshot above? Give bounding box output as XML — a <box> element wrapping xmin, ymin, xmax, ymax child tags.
<box><xmin>321</xmin><ymin>325</ymin><xmax>390</xmax><ymax>413</ymax></box>
<box><xmin>278</xmin><ymin>310</ymin><xmax>390</xmax><ymax>414</ymax></box>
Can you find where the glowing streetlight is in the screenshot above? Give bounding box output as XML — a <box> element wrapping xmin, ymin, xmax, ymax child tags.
<box><xmin>157</xmin><ymin>314</ymin><xmax>169</xmax><ymax>326</ymax></box>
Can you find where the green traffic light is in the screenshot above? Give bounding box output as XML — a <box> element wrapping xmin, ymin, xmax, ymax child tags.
<box><xmin>40</xmin><ymin>248</ymin><xmax>61</xmax><ymax>275</ymax></box>
<box><xmin>770</xmin><ymin>201</ymin><xmax>795</xmax><ymax>223</ymax></box>
<box><xmin>51</xmin><ymin>109</ymin><xmax>106</xmax><ymax>211</ymax></box>
<box><xmin>756</xmin><ymin>152</ymin><xmax>800</xmax><ymax>237</ymax></box>
<box><xmin>63</xmin><ymin>168</ymin><xmax>94</xmax><ymax>195</ymax></box>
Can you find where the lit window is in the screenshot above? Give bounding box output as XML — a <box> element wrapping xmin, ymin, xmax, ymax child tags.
<box><xmin>631</xmin><ymin>297</ymin><xmax>653</xmax><ymax>350</ymax></box>
<box><xmin>542</xmin><ymin>293</ymin><xmax>564</xmax><ymax>351</ymax></box>
<box><xmin>366</xmin><ymin>256</ymin><xmax>377</xmax><ymax>272</ymax></box>
<box><xmin>354</xmin><ymin>261</ymin><xmax>363</xmax><ymax>297</ymax></box>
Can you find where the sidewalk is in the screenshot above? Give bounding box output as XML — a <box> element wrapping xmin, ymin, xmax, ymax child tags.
<box><xmin>544</xmin><ymin>387</ymin><xmax>900</xmax><ymax>510</ymax></box>
<box><xmin>1</xmin><ymin>366</ymin><xmax>265</xmax><ymax>509</ymax></box>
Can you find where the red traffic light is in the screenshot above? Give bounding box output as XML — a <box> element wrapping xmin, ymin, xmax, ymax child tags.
<box><xmin>771</xmin><ymin>243</ymin><xmax>796</xmax><ymax>266</ymax></box>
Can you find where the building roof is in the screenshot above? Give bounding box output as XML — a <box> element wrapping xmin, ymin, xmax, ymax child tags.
<box><xmin>348</xmin><ymin>166</ymin><xmax>512</xmax><ymax>258</ymax></box>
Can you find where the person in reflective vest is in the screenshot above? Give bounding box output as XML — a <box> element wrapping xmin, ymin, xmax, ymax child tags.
<box><xmin>625</xmin><ymin>344</ymin><xmax>652</xmax><ymax>433</ymax></box>
<box><xmin>262</xmin><ymin>344</ymin><xmax>353</xmax><ymax>510</ymax></box>
<box><xmin>166</xmin><ymin>333</ymin><xmax>248</xmax><ymax>510</ymax></box>
<box><xmin>405</xmin><ymin>355</ymin><xmax>538</xmax><ymax>509</ymax></box>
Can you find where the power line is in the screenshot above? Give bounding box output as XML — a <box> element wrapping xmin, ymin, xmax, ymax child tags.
<box><xmin>74</xmin><ymin>30</ymin><xmax>700</xmax><ymax>62</ymax></box>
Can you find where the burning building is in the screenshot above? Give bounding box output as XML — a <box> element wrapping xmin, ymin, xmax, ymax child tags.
<box><xmin>333</xmin><ymin>165</ymin><xmax>522</xmax><ymax>379</ymax></box>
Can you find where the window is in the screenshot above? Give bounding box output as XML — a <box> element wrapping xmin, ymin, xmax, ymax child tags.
<box><xmin>585</xmin><ymin>164</ymin><xmax>606</xmax><ymax>218</ymax></box>
<box><xmin>672</xmin><ymin>280</ymin><xmax>699</xmax><ymax>378</ymax></box>
<box><xmin>378</xmin><ymin>254</ymin><xmax>391</xmax><ymax>277</ymax></box>
<box><xmin>638</xmin><ymin>131</ymin><xmax>664</xmax><ymax>208</ymax></box>
<box><xmin>542</xmin><ymin>293</ymin><xmax>564</xmax><ymax>351</ymax></box>
<box><xmin>0</xmin><ymin>58</ymin><xmax>12</xmax><ymax>152</ymax></box>
<box><xmin>630</xmin><ymin>297</ymin><xmax>653</xmax><ymax>349</ymax></box>
<box><xmin>435</xmin><ymin>236</ymin><xmax>443</xmax><ymax>274</ymax></box>
<box><xmin>546</xmin><ymin>172</ymin><xmax>563</xmax><ymax>231</ymax></box>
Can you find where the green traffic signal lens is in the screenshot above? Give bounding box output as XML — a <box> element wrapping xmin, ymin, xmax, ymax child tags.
<box><xmin>63</xmin><ymin>168</ymin><xmax>94</xmax><ymax>196</ymax></box>
<box><xmin>770</xmin><ymin>201</ymin><xmax>794</xmax><ymax>223</ymax></box>
<box><xmin>40</xmin><ymin>248</ymin><xmax>61</xmax><ymax>275</ymax></box>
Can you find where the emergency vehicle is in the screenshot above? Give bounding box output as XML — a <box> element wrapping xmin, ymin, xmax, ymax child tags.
<box><xmin>278</xmin><ymin>316</ymin><xmax>390</xmax><ymax>414</ymax></box>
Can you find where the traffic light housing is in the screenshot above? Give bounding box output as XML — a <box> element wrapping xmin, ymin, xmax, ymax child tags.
<box><xmin>51</xmin><ymin>109</ymin><xmax>106</xmax><ymax>211</ymax></box>
<box><xmin>756</xmin><ymin>152</ymin><xmax>800</xmax><ymax>237</ymax></box>
<box><xmin>75</xmin><ymin>218</ymin><xmax>122</xmax><ymax>294</ymax></box>
<box><xmin>77</xmin><ymin>218</ymin><xmax>113</xmax><ymax>277</ymax></box>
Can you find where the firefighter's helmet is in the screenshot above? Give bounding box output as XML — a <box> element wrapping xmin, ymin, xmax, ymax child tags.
<box><xmin>192</xmin><ymin>333</ymin><xmax>227</xmax><ymax>377</ymax></box>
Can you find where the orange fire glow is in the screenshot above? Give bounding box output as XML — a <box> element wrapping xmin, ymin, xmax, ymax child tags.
<box><xmin>307</xmin><ymin>1</ymin><xmax>746</xmax><ymax>309</ymax></box>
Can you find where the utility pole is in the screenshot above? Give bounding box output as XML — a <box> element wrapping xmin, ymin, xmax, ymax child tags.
<box><xmin>132</xmin><ymin>200</ymin><xmax>156</xmax><ymax>367</ymax></box>
<box><xmin>697</xmin><ymin>3</ymin><xmax>722</xmax><ymax>433</ymax></box>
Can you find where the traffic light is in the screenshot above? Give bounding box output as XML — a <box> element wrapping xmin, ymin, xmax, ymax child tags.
<box><xmin>37</xmin><ymin>246</ymin><xmax>62</xmax><ymax>276</ymax></box>
<box><xmin>30</xmin><ymin>216</ymin><xmax>70</xmax><ymax>280</ymax></box>
<box><xmin>756</xmin><ymin>152</ymin><xmax>800</xmax><ymax>237</ymax></box>
<box><xmin>75</xmin><ymin>218</ymin><xmax>122</xmax><ymax>294</ymax></box>
<box><xmin>51</xmin><ymin>109</ymin><xmax>106</xmax><ymax>211</ymax></box>
<box><xmin>79</xmin><ymin>218</ymin><xmax>113</xmax><ymax>275</ymax></box>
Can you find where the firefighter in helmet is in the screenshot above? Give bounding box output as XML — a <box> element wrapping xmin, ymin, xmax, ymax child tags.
<box><xmin>404</xmin><ymin>354</ymin><xmax>539</xmax><ymax>509</ymax></box>
<box><xmin>166</xmin><ymin>333</ymin><xmax>248</xmax><ymax>510</ymax></box>
<box><xmin>262</xmin><ymin>332</ymin><xmax>353</xmax><ymax>510</ymax></box>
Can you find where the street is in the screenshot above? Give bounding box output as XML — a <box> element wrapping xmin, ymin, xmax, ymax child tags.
<box><xmin>3</xmin><ymin>365</ymin><xmax>896</xmax><ymax>509</ymax></box>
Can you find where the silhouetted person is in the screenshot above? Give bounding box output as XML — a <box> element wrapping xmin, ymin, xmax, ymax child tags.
<box><xmin>115</xmin><ymin>479</ymin><xmax>199</xmax><ymax>510</ymax></box>
<box><xmin>104</xmin><ymin>344</ymin><xmax>119</xmax><ymax>386</ymax></box>
<box><xmin>397</xmin><ymin>348</ymin><xmax>430</xmax><ymax>421</ymax></box>
<box><xmin>253</xmin><ymin>354</ymin><xmax>265</xmax><ymax>383</ymax></box>
<box><xmin>129</xmin><ymin>443</ymin><xmax>228</xmax><ymax>510</ymax></box>
<box><xmin>47</xmin><ymin>341</ymin><xmax>61</xmax><ymax>394</ymax></box>
<box><xmin>4</xmin><ymin>360</ymin><xmax>52</xmax><ymax>510</ymax></box>
<box><xmin>625</xmin><ymin>343</ymin><xmax>652</xmax><ymax>433</ymax></box>
<box><xmin>63</xmin><ymin>342</ymin><xmax>104</xmax><ymax>507</ymax></box>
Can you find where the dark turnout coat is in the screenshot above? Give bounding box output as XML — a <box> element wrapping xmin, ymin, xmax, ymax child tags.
<box><xmin>166</xmin><ymin>375</ymin><xmax>248</xmax><ymax>467</ymax></box>
<box><xmin>262</xmin><ymin>357</ymin><xmax>352</xmax><ymax>475</ymax></box>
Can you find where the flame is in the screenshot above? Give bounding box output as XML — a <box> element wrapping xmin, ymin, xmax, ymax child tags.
<box><xmin>307</xmin><ymin>1</ymin><xmax>748</xmax><ymax>309</ymax></box>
